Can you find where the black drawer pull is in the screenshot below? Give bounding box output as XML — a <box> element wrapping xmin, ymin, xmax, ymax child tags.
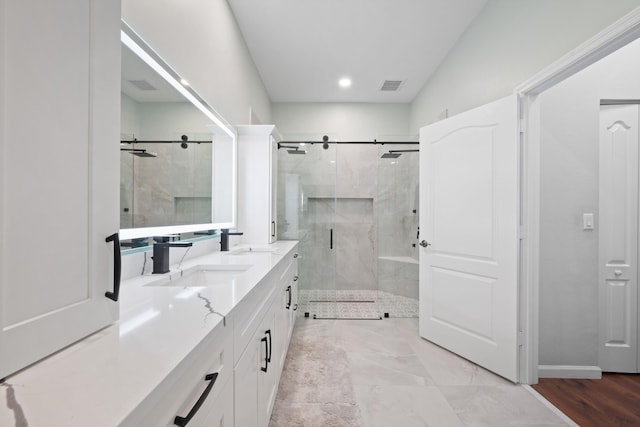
<box><xmin>174</xmin><ymin>372</ymin><xmax>218</xmax><ymax>426</ymax></box>
<box><xmin>293</xmin><ymin>253</ymin><xmax>299</xmax><ymax>258</ymax></box>
<box><xmin>286</xmin><ymin>285</ymin><xmax>292</xmax><ymax>309</ymax></box>
<box><xmin>266</xmin><ymin>329</ymin><xmax>272</xmax><ymax>363</ymax></box>
<box><xmin>105</xmin><ymin>232</ymin><xmax>121</xmax><ymax>301</ymax></box>
<box><xmin>271</xmin><ymin>221</ymin><xmax>276</xmax><ymax>237</ymax></box>
<box><xmin>261</xmin><ymin>336</ymin><xmax>269</xmax><ymax>372</ymax></box>
<box><xmin>330</xmin><ymin>228</ymin><xmax>333</xmax><ymax>249</ymax></box>
<box><xmin>293</xmin><ymin>275</ymin><xmax>298</xmax><ymax>282</ymax></box>
<box><xmin>293</xmin><ymin>303</ymin><xmax>298</xmax><ymax>311</ymax></box>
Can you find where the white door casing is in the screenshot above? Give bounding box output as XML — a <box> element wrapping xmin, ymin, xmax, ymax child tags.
<box><xmin>419</xmin><ymin>94</ymin><xmax>520</xmax><ymax>382</ymax></box>
<box><xmin>598</xmin><ymin>104</ymin><xmax>639</xmax><ymax>373</ymax></box>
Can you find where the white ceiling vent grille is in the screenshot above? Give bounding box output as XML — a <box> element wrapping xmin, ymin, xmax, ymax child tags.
<box><xmin>129</xmin><ymin>79</ymin><xmax>157</xmax><ymax>91</ymax></box>
<box><xmin>380</xmin><ymin>80</ymin><xmax>404</xmax><ymax>91</ymax></box>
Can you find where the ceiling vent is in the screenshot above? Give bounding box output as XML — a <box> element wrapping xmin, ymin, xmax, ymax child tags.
<box><xmin>380</xmin><ymin>80</ymin><xmax>404</xmax><ymax>91</ymax></box>
<box><xmin>128</xmin><ymin>79</ymin><xmax>157</xmax><ymax>91</ymax></box>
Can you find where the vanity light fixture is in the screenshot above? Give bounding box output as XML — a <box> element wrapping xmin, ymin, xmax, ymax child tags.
<box><xmin>338</xmin><ymin>77</ymin><xmax>352</xmax><ymax>88</ymax></box>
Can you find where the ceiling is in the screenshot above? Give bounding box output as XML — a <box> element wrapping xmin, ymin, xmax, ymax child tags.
<box><xmin>227</xmin><ymin>0</ymin><xmax>487</xmax><ymax>103</ymax></box>
<box><xmin>121</xmin><ymin>44</ymin><xmax>186</xmax><ymax>103</ymax></box>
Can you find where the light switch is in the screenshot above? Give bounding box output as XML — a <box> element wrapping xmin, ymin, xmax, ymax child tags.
<box><xmin>583</xmin><ymin>213</ymin><xmax>594</xmax><ymax>230</ymax></box>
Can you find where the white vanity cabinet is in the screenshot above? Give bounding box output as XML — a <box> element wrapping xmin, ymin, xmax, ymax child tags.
<box><xmin>237</xmin><ymin>125</ymin><xmax>281</xmax><ymax>245</ymax></box>
<box><xmin>0</xmin><ymin>0</ymin><xmax>121</xmax><ymax>379</ymax></box>
<box><xmin>234</xmin><ymin>245</ymin><xmax>299</xmax><ymax>427</ymax></box>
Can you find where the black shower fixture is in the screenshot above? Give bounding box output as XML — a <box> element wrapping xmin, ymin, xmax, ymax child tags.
<box><xmin>181</xmin><ymin>134</ymin><xmax>188</xmax><ymax>149</ymax></box>
<box><xmin>322</xmin><ymin>135</ymin><xmax>329</xmax><ymax>150</ymax></box>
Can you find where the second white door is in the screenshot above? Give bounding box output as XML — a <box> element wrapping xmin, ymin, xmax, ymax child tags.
<box><xmin>598</xmin><ymin>103</ymin><xmax>639</xmax><ymax>373</ymax></box>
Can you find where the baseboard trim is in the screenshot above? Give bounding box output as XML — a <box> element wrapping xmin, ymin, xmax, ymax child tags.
<box><xmin>538</xmin><ymin>365</ymin><xmax>602</xmax><ymax>379</ymax></box>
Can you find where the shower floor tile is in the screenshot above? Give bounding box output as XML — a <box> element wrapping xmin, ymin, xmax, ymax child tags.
<box><xmin>298</xmin><ymin>289</ymin><xmax>418</xmax><ymax>319</ymax></box>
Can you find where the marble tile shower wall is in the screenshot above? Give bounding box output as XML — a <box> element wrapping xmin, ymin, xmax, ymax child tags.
<box><xmin>277</xmin><ymin>143</ymin><xmax>419</xmax><ymax>300</ymax></box>
<box><xmin>120</xmin><ymin>142</ymin><xmax>212</xmax><ymax>228</ymax></box>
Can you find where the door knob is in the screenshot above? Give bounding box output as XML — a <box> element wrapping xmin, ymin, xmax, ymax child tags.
<box><xmin>419</xmin><ymin>240</ymin><xmax>431</xmax><ymax>248</ymax></box>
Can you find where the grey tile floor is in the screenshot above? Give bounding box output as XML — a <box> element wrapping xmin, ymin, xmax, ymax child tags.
<box><xmin>270</xmin><ymin>317</ymin><xmax>576</xmax><ymax>427</ymax></box>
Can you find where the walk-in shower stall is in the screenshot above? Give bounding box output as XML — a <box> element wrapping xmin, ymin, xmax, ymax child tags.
<box><xmin>277</xmin><ymin>139</ymin><xmax>419</xmax><ymax>319</ymax></box>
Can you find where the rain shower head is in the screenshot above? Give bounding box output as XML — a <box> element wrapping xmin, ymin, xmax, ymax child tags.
<box><xmin>278</xmin><ymin>143</ymin><xmax>306</xmax><ymax>155</ymax></box>
<box><xmin>381</xmin><ymin>152</ymin><xmax>401</xmax><ymax>158</ymax></box>
<box><xmin>134</xmin><ymin>150</ymin><xmax>158</xmax><ymax>157</ymax></box>
<box><xmin>121</xmin><ymin>148</ymin><xmax>158</xmax><ymax>157</ymax></box>
<box><xmin>381</xmin><ymin>149</ymin><xmax>419</xmax><ymax>158</ymax></box>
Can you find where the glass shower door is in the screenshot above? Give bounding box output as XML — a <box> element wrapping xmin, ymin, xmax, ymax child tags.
<box><xmin>277</xmin><ymin>140</ymin><xmax>337</xmax><ymax>318</ymax></box>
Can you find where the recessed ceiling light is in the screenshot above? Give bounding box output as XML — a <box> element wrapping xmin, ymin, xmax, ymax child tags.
<box><xmin>338</xmin><ymin>78</ymin><xmax>351</xmax><ymax>88</ymax></box>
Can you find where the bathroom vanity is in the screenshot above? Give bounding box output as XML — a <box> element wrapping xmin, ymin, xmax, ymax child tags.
<box><xmin>0</xmin><ymin>241</ymin><xmax>299</xmax><ymax>427</ymax></box>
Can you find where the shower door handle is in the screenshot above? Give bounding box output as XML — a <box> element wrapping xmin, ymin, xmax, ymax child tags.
<box><xmin>419</xmin><ymin>240</ymin><xmax>431</xmax><ymax>248</ymax></box>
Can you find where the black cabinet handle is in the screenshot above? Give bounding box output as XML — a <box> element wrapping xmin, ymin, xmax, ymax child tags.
<box><xmin>293</xmin><ymin>275</ymin><xmax>298</xmax><ymax>282</ymax></box>
<box><xmin>105</xmin><ymin>232</ymin><xmax>121</xmax><ymax>302</ymax></box>
<box><xmin>261</xmin><ymin>336</ymin><xmax>269</xmax><ymax>372</ymax></box>
<box><xmin>271</xmin><ymin>221</ymin><xmax>276</xmax><ymax>238</ymax></box>
<box><xmin>286</xmin><ymin>285</ymin><xmax>292</xmax><ymax>309</ymax></box>
<box><xmin>293</xmin><ymin>303</ymin><xmax>298</xmax><ymax>311</ymax></box>
<box><xmin>330</xmin><ymin>228</ymin><xmax>333</xmax><ymax>249</ymax></box>
<box><xmin>174</xmin><ymin>372</ymin><xmax>218</xmax><ymax>426</ymax></box>
<box><xmin>293</xmin><ymin>253</ymin><xmax>299</xmax><ymax>258</ymax></box>
<box><xmin>266</xmin><ymin>329</ymin><xmax>272</xmax><ymax>363</ymax></box>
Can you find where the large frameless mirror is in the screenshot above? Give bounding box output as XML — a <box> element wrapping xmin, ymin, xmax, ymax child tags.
<box><xmin>119</xmin><ymin>21</ymin><xmax>236</xmax><ymax>243</ymax></box>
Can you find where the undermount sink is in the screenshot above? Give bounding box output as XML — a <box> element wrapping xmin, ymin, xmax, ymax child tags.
<box><xmin>147</xmin><ymin>264</ymin><xmax>252</xmax><ymax>287</ymax></box>
<box><xmin>228</xmin><ymin>246</ymin><xmax>277</xmax><ymax>255</ymax></box>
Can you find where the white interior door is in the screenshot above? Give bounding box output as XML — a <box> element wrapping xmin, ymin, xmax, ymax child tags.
<box><xmin>598</xmin><ymin>104</ymin><xmax>639</xmax><ymax>373</ymax></box>
<box><xmin>419</xmin><ymin>94</ymin><xmax>520</xmax><ymax>382</ymax></box>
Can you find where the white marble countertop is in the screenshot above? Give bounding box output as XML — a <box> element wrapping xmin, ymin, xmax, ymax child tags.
<box><xmin>0</xmin><ymin>241</ymin><xmax>297</xmax><ymax>427</ymax></box>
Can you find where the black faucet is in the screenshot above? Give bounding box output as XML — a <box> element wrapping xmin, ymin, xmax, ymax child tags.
<box><xmin>220</xmin><ymin>229</ymin><xmax>243</xmax><ymax>251</ymax></box>
<box><xmin>152</xmin><ymin>236</ymin><xmax>193</xmax><ymax>274</ymax></box>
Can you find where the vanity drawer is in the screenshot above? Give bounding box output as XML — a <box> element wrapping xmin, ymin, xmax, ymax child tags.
<box><xmin>121</xmin><ymin>321</ymin><xmax>233</xmax><ymax>427</ymax></box>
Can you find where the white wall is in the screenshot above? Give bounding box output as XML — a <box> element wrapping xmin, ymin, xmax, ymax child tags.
<box><xmin>538</xmin><ymin>38</ymin><xmax>640</xmax><ymax>367</ymax></box>
<box><xmin>122</xmin><ymin>0</ymin><xmax>271</xmax><ymax>126</ymax></box>
<box><xmin>273</xmin><ymin>103</ymin><xmax>412</xmax><ymax>141</ymax></box>
<box><xmin>410</xmin><ymin>0</ymin><xmax>640</xmax><ymax>133</ymax></box>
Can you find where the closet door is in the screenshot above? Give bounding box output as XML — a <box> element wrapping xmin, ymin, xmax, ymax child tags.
<box><xmin>598</xmin><ymin>104</ymin><xmax>639</xmax><ymax>373</ymax></box>
<box><xmin>0</xmin><ymin>0</ymin><xmax>121</xmax><ymax>379</ymax></box>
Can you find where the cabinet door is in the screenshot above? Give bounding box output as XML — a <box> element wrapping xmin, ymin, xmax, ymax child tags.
<box><xmin>0</xmin><ymin>0</ymin><xmax>121</xmax><ymax>379</ymax></box>
<box><xmin>234</xmin><ymin>335</ymin><xmax>260</xmax><ymax>427</ymax></box>
<box><xmin>269</xmin><ymin>136</ymin><xmax>278</xmax><ymax>243</ymax></box>
<box><xmin>258</xmin><ymin>310</ymin><xmax>277</xmax><ymax>427</ymax></box>
<box><xmin>235</xmin><ymin>310</ymin><xmax>276</xmax><ymax>427</ymax></box>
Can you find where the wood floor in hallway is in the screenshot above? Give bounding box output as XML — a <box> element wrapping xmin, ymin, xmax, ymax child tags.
<box><xmin>532</xmin><ymin>373</ymin><xmax>640</xmax><ymax>426</ymax></box>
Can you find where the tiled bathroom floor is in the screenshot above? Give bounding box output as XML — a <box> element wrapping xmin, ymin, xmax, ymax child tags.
<box><xmin>270</xmin><ymin>318</ymin><xmax>576</xmax><ymax>427</ymax></box>
<box><xmin>298</xmin><ymin>289</ymin><xmax>418</xmax><ymax>319</ymax></box>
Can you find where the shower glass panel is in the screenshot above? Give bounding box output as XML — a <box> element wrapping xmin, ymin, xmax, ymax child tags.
<box><xmin>277</xmin><ymin>141</ymin><xmax>337</xmax><ymax>318</ymax></box>
<box><xmin>278</xmin><ymin>139</ymin><xmax>419</xmax><ymax>319</ymax></box>
<box><xmin>377</xmin><ymin>144</ymin><xmax>419</xmax><ymax>317</ymax></box>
